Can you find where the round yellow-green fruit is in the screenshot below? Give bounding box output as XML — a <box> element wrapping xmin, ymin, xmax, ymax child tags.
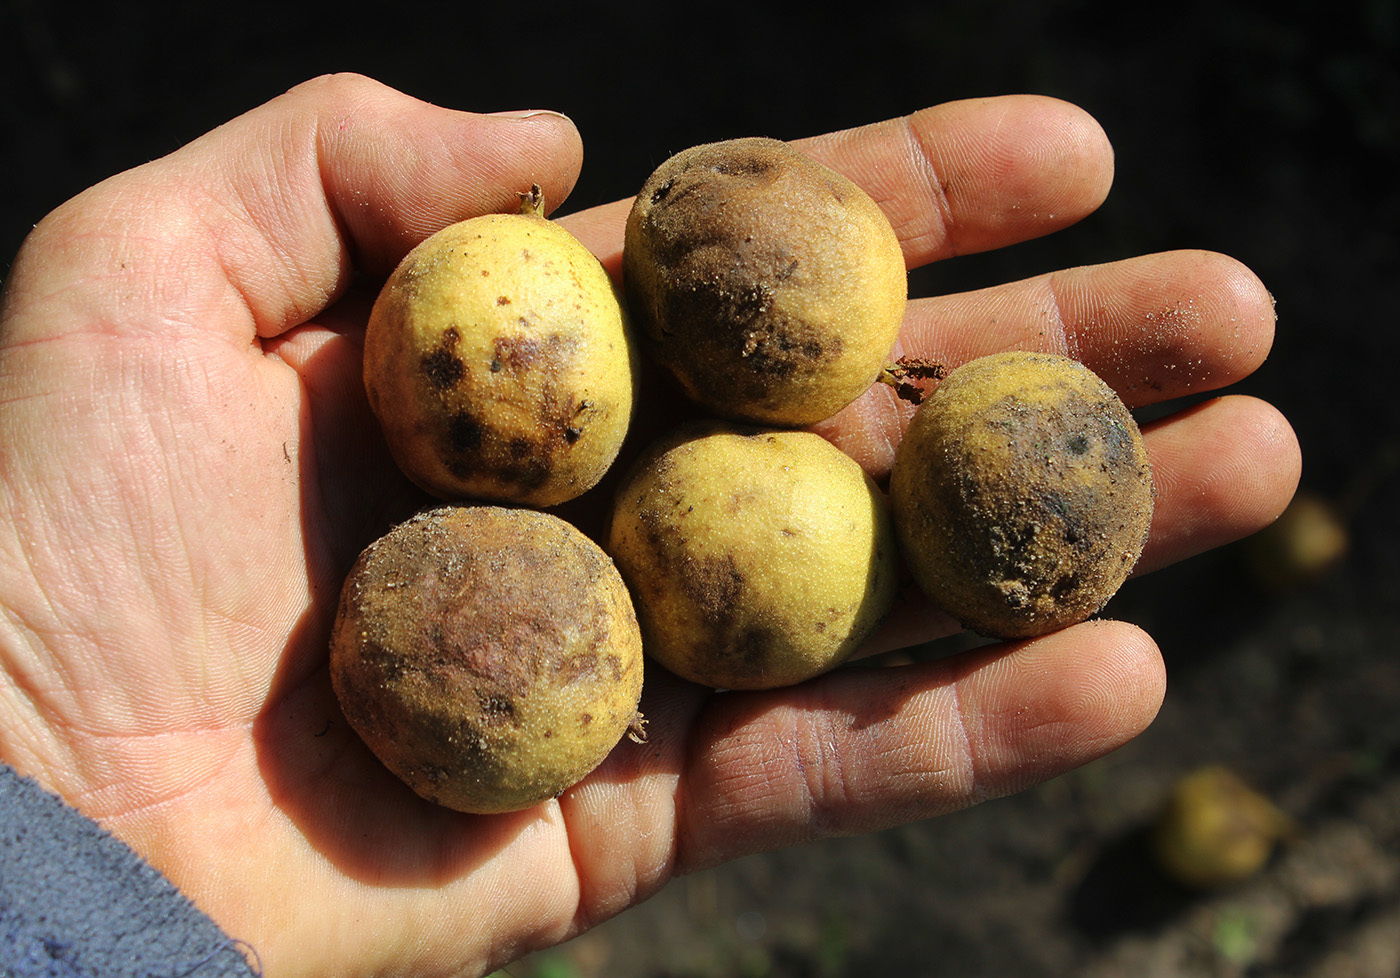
<box><xmin>607</xmin><ymin>422</ymin><xmax>898</xmax><ymax>690</ymax></box>
<box><xmin>1152</xmin><ymin>766</ymin><xmax>1295</xmax><ymax>888</ymax></box>
<box><xmin>329</xmin><ymin>505</ymin><xmax>645</xmax><ymax>814</ymax></box>
<box><xmin>623</xmin><ymin>137</ymin><xmax>907</xmax><ymax>426</ymax></box>
<box><xmin>364</xmin><ymin>188</ymin><xmax>634</xmax><ymax>507</ymax></box>
<box><xmin>890</xmin><ymin>351</ymin><xmax>1155</xmax><ymax>639</ymax></box>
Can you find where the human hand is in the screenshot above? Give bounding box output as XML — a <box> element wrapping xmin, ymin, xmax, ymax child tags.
<box><xmin>0</xmin><ymin>74</ymin><xmax>1299</xmax><ymax>977</ymax></box>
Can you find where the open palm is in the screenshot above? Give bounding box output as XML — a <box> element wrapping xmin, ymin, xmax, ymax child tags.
<box><xmin>0</xmin><ymin>75</ymin><xmax>1298</xmax><ymax>977</ymax></box>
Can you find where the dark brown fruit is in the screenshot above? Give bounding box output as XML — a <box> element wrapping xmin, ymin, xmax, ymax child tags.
<box><xmin>329</xmin><ymin>505</ymin><xmax>645</xmax><ymax>813</ymax></box>
<box><xmin>623</xmin><ymin>137</ymin><xmax>906</xmax><ymax>426</ymax></box>
<box><xmin>890</xmin><ymin>351</ymin><xmax>1155</xmax><ymax>638</ymax></box>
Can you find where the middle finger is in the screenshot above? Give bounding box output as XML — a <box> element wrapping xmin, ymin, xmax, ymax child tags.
<box><xmin>815</xmin><ymin>248</ymin><xmax>1277</xmax><ymax>476</ymax></box>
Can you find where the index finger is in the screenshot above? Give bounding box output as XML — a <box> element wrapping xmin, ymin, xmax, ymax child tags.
<box><xmin>798</xmin><ymin>94</ymin><xmax>1115</xmax><ymax>268</ymax></box>
<box><xmin>558</xmin><ymin>94</ymin><xmax>1115</xmax><ymax>274</ymax></box>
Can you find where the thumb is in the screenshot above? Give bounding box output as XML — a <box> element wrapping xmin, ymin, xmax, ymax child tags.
<box><xmin>3</xmin><ymin>73</ymin><xmax>584</xmax><ymax>342</ymax></box>
<box><xmin>270</xmin><ymin>75</ymin><xmax>584</xmax><ymax>275</ymax></box>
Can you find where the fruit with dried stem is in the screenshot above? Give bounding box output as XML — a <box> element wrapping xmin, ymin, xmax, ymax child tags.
<box><xmin>890</xmin><ymin>351</ymin><xmax>1155</xmax><ymax>638</ymax></box>
<box><xmin>364</xmin><ymin>187</ymin><xmax>634</xmax><ymax>507</ymax></box>
<box><xmin>623</xmin><ymin>137</ymin><xmax>907</xmax><ymax>426</ymax></box>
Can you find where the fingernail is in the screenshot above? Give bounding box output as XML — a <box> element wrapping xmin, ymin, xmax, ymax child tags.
<box><xmin>490</xmin><ymin>108</ymin><xmax>573</xmax><ymax>122</ymax></box>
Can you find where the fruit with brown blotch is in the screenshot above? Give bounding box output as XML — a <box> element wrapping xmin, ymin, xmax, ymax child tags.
<box><xmin>329</xmin><ymin>505</ymin><xmax>645</xmax><ymax>814</ymax></box>
<box><xmin>890</xmin><ymin>351</ymin><xmax>1155</xmax><ymax>639</ymax></box>
<box><xmin>607</xmin><ymin>421</ymin><xmax>898</xmax><ymax>690</ymax></box>
<box><xmin>364</xmin><ymin>187</ymin><xmax>634</xmax><ymax>507</ymax></box>
<box><xmin>623</xmin><ymin>137</ymin><xmax>907</xmax><ymax>426</ymax></box>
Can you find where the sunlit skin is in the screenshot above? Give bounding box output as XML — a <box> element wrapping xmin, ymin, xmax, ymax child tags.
<box><xmin>0</xmin><ymin>74</ymin><xmax>1299</xmax><ymax>977</ymax></box>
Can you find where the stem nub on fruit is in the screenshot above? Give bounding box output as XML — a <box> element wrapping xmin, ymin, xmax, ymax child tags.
<box><xmin>518</xmin><ymin>183</ymin><xmax>546</xmax><ymax>217</ymax></box>
<box><xmin>878</xmin><ymin>357</ymin><xmax>946</xmax><ymax>405</ymax></box>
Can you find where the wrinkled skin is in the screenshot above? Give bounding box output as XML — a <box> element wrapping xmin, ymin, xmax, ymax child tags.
<box><xmin>0</xmin><ymin>75</ymin><xmax>1299</xmax><ymax>977</ymax></box>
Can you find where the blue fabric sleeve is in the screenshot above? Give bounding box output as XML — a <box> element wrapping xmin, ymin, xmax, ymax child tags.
<box><xmin>1</xmin><ymin>762</ymin><xmax>259</xmax><ymax>977</ymax></box>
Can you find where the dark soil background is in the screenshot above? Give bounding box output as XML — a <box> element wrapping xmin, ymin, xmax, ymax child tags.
<box><xmin>4</xmin><ymin>1</ymin><xmax>1398</xmax><ymax>976</ymax></box>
